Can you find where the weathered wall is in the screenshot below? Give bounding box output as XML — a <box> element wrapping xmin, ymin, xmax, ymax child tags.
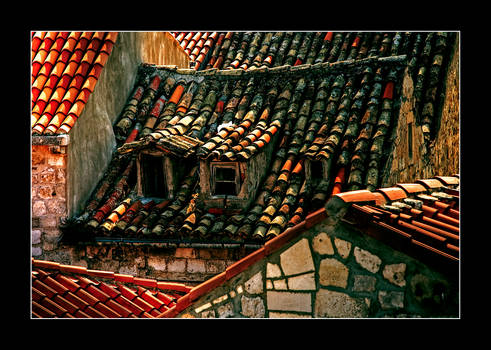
<box><xmin>32</xmin><ymin>139</ymin><xmax>68</xmax><ymax>257</ymax></box>
<box><xmin>33</xmin><ymin>32</ymin><xmax>190</xmax><ymax>260</ymax></box>
<box><xmin>67</xmin><ymin>32</ymin><xmax>190</xmax><ymax>218</ymax></box>
<box><xmin>382</xmin><ymin>36</ymin><xmax>459</xmax><ymax>186</ymax></box>
<box><xmin>136</xmin><ymin>32</ymin><xmax>190</xmax><ymax>67</ymax></box>
<box><xmin>37</xmin><ymin>242</ymin><xmax>256</xmax><ymax>285</ymax></box>
<box><xmin>175</xmin><ymin>217</ymin><xmax>458</xmax><ymax>318</ymax></box>
<box><xmin>428</xmin><ymin>35</ymin><xmax>460</xmax><ymax>176</ymax></box>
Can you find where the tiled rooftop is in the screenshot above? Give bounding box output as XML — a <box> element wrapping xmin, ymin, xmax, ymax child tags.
<box><xmin>31</xmin><ymin>32</ymin><xmax>118</xmax><ymax>135</ymax></box>
<box><xmin>156</xmin><ymin>174</ymin><xmax>459</xmax><ymax>318</ymax></box>
<box><xmin>61</xmin><ymin>31</ymin><xmax>456</xmax><ymax>247</ymax></box>
<box><xmin>331</xmin><ymin>175</ymin><xmax>459</xmax><ymax>267</ymax></box>
<box><xmin>172</xmin><ymin>32</ymin><xmax>400</xmax><ymax>71</ymax></box>
<box><xmin>65</xmin><ymin>55</ymin><xmax>403</xmax><ymax>242</ymax></box>
<box><xmin>173</xmin><ymin>31</ymin><xmax>454</xmax><ymax>142</ymax></box>
<box><xmin>31</xmin><ymin>258</ymin><xmax>192</xmax><ymax>318</ymax></box>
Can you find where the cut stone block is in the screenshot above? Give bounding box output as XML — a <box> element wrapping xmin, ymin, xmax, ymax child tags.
<box><xmin>245</xmin><ymin>271</ymin><xmax>263</xmax><ymax>294</ymax></box>
<box><xmin>383</xmin><ymin>263</ymin><xmax>407</xmax><ymax>287</ymax></box>
<box><xmin>334</xmin><ymin>237</ymin><xmax>352</xmax><ymax>259</ymax></box>
<box><xmin>318</xmin><ymin>258</ymin><xmax>349</xmax><ymax>288</ymax></box>
<box><xmin>241</xmin><ymin>295</ymin><xmax>265</xmax><ymax>318</ymax></box>
<box><xmin>314</xmin><ymin>289</ymin><xmax>369</xmax><ymax>318</ymax></box>
<box><xmin>280</xmin><ymin>238</ymin><xmax>315</xmax><ymax>276</ymax></box>
<box><xmin>354</xmin><ymin>247</ymin><xmax>381</xmax><ymax>273</ymax></box>
<box><xmin>266</xmin><ymin>262</ymin><xmax>282</xmax><ymax>278</ymax></box>
<box><xmin>288</xmin><ymin>272</ymin><xmax>316</xmax><ymax>291</ymax></box>
<box><xmin>312</xmin><ymin>232</ymin><xmax>334</xmax><ymax>255</ymax></box>
<box><xmin>267</xmin><ymin>291</ymin><xmax>312</xmax><ymax>313</ymax></box>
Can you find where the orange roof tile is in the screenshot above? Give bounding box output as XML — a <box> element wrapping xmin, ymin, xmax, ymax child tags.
<box><xmin>337</xmin><ymin>175</ymin><xmax>459</xmax><ymax>269</ymax></box>
<box><xmin>31</xmin><ymin>31</ymin><xmax>117</xmax><ymax>135</ymax></box>
<box><xmin>31</xmin><ymin>258</ymin><xmax>192</xmax><ymax>318</ymax></box>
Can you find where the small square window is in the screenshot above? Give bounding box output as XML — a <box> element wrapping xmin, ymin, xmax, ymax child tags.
<box><xmin>211</xmin><ymin>162</ymin><xmax>240</xmax><ymax>196</ymax></box>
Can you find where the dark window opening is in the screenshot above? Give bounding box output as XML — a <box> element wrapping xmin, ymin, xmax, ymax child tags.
<box><xmin>214</xmin><ymin>181</ymin><xmax>237</xmax><ymax>196</ymax></box>
<box><xmin>311</xmin><ymin>160</ymin><xmax>324</xmax><ymax>180</ymax></box>
<box><xmin>215</xmin><ymin>167</ymin><xmax>236</xmax><ymax>182</ymax></box>
<box><xmin>212</xmin><ymin>163</ymin><xmax>239</xmax><ymax>196</ymax></box>
<box><xmin>142</xmin><ymin>154</ymin><xmax>166</xmax><ymax>198</ymax></box>
<box><xmin>408</xmin><ymin>122</ymin><xmax>413</xmax><ymax>160</ymax></box>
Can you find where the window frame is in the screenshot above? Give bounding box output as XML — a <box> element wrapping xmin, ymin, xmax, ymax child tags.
<box><xmin>210</xmin><ymin>161</ymin><xmax>241</xmax><ymax>197</ymax></box>
<box><xmin>137</xmin><ymin>151</ymin><xmax>168</xmax><ymax>199</ymax></box>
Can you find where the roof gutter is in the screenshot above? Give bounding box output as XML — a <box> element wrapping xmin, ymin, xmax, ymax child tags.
<box><xmin>92</xmin><ymin>236</ymin><xmax>263</xmax><ymax>249</ymax></box>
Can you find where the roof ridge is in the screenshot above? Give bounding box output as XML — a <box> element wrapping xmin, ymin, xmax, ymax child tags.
<box><xmin>140</xmin><ymin>54</ymin><xmax>407</xmax><ymax>80</ymax></box>
<box><xmin>31</xmin><ymin>258</ymin><xmax>191</xmax><ymax>293</ymax></box>
<box><xmin>332</xmin><ymin>175</ymin><xmax>459</xmax><ymax>205</ymax></box>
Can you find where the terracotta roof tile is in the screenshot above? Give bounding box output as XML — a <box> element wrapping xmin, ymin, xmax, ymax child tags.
<box><xmin>396</xmin><ymin>182</ymin><xmax>428</xmax><ymax>195</ymax></box>
<box><xmin>65</xmin><ymin>32</ymin><xmax>457</xmax><ymax>250</ymax></box>
<box><xmin>337</xmin><ymin>175</ymin><xmax>459</xmax><ymax>269</ymax></box>
<box><xmin>376</xmin><ymin>187</ymin><xmax>407</xmax><ymax>201</ymax></box>
<box><xmin>31</xmin><ymin>259</ymin><xmax>192</xmax><ymax>318</ymax></box>
<box><xmin>417</xmin><ymin>178</ymin><xmax>445</xmax><ymax>190</ymax></box>
<box><xmin>31</xmin><ymin>31</ymin><xmax>116</xmax><ymax>135</ymax></box>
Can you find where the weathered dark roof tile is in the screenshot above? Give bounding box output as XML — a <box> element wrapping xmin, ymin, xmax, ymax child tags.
<box><xmin>64</xmin><ymin>31</ymin><xmax>456</xmax><ymax>245</ymax></box>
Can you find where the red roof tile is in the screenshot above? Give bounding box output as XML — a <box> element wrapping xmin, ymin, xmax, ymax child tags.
<box><xmin>339</xmin><ymin>175</ymin><xmax>459</xmax><ymax>269</ymax></box>
<box><xmin>376</xmin><ymin>187</ymin><xmax>407</xmax><ymax>201</ymax></box>
<box><xmin>32</xmin><ymin>31</ymin><xmax>117</xmax><ymax>135</ymax></box>
<box><xmin>396</xmin><ymin>183</ymin><xmax>427</xmax><ymax>195</ymax></box>
<box><xmin>31</xmin><ymin>258</ymin><xmax>192</xmax><ymax>318</ymax></box>
<box><xmin>65</xmin><ymin>33</ymin><xmax>457</xmax><ymax>254</ymax></box>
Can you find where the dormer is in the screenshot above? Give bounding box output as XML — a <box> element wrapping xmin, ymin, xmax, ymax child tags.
<box><xmin>198</xmin><ymin>130</ymin><xmax>280</xmax><ymax>212</ymax></box>
<box><xmin>304</xmin><ymin>157</ymin><xmax>332</xmax><ymax>185</ymax></box>
<box><xmin>123</xmin><ymin>133</ymin><xmax>203</xmax><ymax>200</ymax></box>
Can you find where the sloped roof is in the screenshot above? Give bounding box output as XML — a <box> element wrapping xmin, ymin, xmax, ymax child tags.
<box><xmin>173</xmin><ymin>31</ymin><xmax>455</xmax><ymax>142</ymax></box>
<box><xmin>31</xmin><ymin>31</ymin><xmax>118</xmax><ymax>135</ymax></box>
<box><xmin>329</xmin><ymin>175</ymin><xmax>459</xmax><ymax>267</ymax></box>
<box><xmin>31</xmin><ymin>258</ymin><xmax>191</xmax><ymax>318</ymax></box>
<box><xmin>172</xmin><ymin>32</ymin><xmax>400</xmax><ymax>71</ymax></box>
<box><xmin>63</xmin><ymin>31</ymin><xmax>456</xmax><ymax>246</ymax></box>
<box><xmin>157</xmin><ymin>174</ymin><xmax>459</xmax><ymax>318</ymax></box>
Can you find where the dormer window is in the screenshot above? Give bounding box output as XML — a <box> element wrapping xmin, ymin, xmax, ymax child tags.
<box><xmin>305</xmin><ymin>158</ymin><xmax>331</xmax><ymax>188</ymax></box>
<box><xmin>136</xmin><ymin>149</ymin><xmax>189</xmax><ymax>200</ymax></box>
<box><xmin>310</xmin><ymin>160</ymin><xmax>325</xmax><ymax>182</ymax></box>
<box><xmin>140</xmin><ymin>154</ymin><xmax>167</xmax><ymax>198</ymax></box>
<box><xmin>211</xmin><ymin>162</ymin><xmax>240</xmax><ymax>196</ymax></box>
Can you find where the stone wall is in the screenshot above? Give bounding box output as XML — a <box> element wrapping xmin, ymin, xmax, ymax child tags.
<box><xmin>175</xmin><ymin>218</ymin><xmax>458</xmax><ymax>318</ymax></box>
<box><xmin>382</xmin><ymin>35</ymin><xmax>459</xmax><ymax>186</ymax></box>
<box><xmin>36</xmin><ymin>242</ymin><xmax>256</xmax><ymax>285</ymax></box>
<box><xmin>32</xmin><ymin>138</ymin><xmax>69</xmax><ymax>257</ymax></box>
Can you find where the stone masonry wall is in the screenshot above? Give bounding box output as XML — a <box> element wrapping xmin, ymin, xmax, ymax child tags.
<box><xmin>37</xmin><ymin>242</ymin><xmax>256</xmax><ymax>285</ymax></box>
<box><xmin>382</xmin><ymin>36</ymin><xmax>459</xmax><ymax>186</ymax></box>
<box><xmin>32</xmin><ymin>143</ymin><xmax>68</xmax><ymax>257</ymax></box>
<box><xmin>176</xmin><ymin>219</ymin><xmax>458</xmax><ymax>318</ymax></box>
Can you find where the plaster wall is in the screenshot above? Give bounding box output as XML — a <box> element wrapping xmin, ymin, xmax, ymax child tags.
<box><xmin>67</xmin><ymin>32</ymin><xmax>190</xmax><ymax>217</ymax></box>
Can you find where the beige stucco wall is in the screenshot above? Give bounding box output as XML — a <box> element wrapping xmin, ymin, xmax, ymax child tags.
<box><xmin>67</xmin><ymin>32</ymin><xmax>190</xmax><ymax>217</ymax></box>
<box><xmin>382</xmin><ymin>35</ymin><xmax>459</xmax><ymax>186</ymax></box>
